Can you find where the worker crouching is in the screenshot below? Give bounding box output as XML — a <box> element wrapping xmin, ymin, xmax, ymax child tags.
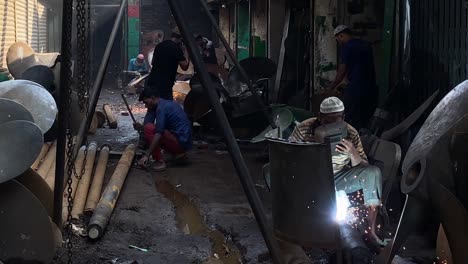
<box><xmin>289</xmin><ymin>97</ymin><xmax>383</xmax><ymax>245</ymax></box>
<box><xmin>134</xmin><ymin>88</ymin><xmax>192</xmax><ymax>171</ymax></box>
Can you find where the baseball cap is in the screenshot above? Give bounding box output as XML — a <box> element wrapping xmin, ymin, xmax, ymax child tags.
<box><xmin>320</xmin><ymin>97</ymin><xmax>345</xmax><ymax>114</ymax></box>
<box><xmin>137</xmin><ymin>54</ymin><xmax>144</xmax><ymax>60</ymax></box>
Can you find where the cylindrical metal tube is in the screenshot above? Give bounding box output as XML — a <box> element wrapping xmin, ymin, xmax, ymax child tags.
<box><xmin>103</xmin><ymin>104</ymin><xmax>118</xmax><ymax>129</ymax></box>
<box><xmin>166</xmin><ymin>0</ymin><xmax>283</xmax><ymax>262</ymax></box>
<box><xmin>71</xmin><ymin>142</ymin><xmax>98</xmax><ymax>219</ymax></box>
<box><xmin>31</xmin><ymin>143</ymin><xmax>52</xmax><ymax>171</ymax></box>
<box><xmin>37</xmin><ymin>142</ymin><xmax>57</xmax><ymax>179</ymax></box>
<box><xmin>54</xmin><ymin>0</ymin><xmax>74</xmax><ymax>226</ymax></box>
<box><xmin>85</xmin><ymin>145</ymin><xmax>110</xmax><ymax>216</ymax></box>
<box><xmin>61</xmin><ymin>145</ymin><xmax>86</xmax><ymax>224</ymax></box>
<box><xmin>88</xmin><ymin>144</ymin><xmax>135</xmax><ymax>239</ymax></box>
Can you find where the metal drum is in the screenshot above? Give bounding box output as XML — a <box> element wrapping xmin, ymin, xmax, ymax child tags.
<box><xmin>268</xmin><ymin>139</ymin><xmax>340</xmax><ymax>248</ymax></box>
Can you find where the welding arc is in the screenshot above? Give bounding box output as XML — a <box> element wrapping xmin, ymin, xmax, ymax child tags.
<box><xmin>121</xmin><ymin>94</ymin><xmax>137</xmax><ymax>123</ymax></box>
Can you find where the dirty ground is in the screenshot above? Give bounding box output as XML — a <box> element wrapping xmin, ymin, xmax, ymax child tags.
<box><xmin>53</xmin><ymin>88</ymin><xmax>436</xmax><ymax>264</ymax></box>
<box><xmin>53</xmin><ymin>87</ymin><xmax>274</xmax><ymax>264</ymax></box>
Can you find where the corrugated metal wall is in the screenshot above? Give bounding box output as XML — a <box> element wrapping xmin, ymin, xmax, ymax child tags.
<box><xmin>0</xmin><ymin>0</ymin><xmax>48</xmax><ymax>69</ymax></box>
<box><xmin>409</xmin><ymin>0</ymin><xmax>468</xmax><ymax>107</ymax></box>
<box><xmin>0</xmin><ymin>0</ymin><xmax>17</xmax><ymax>69</ymax></box>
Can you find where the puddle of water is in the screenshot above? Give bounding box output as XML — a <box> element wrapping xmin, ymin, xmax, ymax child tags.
<box><xmin>155</xmin><ymin>176</ymin><xmax>243</xmax><ymax>264</ymax></box>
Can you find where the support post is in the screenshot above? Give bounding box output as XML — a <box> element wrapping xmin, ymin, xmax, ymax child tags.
<box><xmin>167</xmin><ymin>0</ymin><xmax>283</xmax><ymax>263</ymax></box>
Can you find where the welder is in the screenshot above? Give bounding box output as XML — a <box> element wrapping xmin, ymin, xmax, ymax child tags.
<box><xmin>289</xmin><ymin>97</ymin><xmax>383</xmax><ymax>245</ymax></box>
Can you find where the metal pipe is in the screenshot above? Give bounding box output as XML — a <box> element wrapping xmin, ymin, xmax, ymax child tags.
<box><xmin>197</xmin><ymin>0</ymin><xmax>276</xmax><ymax>128</ymax></box>
<box><xmin>72</xmin><ymin>0</ymin><xmax>128</xmax><ymax>156</ymax></box>
<box><xmin>54</xmin><ymin>0</ymin><xmax>74</xmax><ymax>227</ymax></box>
<box><xmin>166</xmin><ymin>0</ymin><xmax>283</xmax><ymax>263</ymax></box>
<box><xmin>85</xmin><ymin>144</ymin><xmax>110</xmax><ymax>216</ymax></box>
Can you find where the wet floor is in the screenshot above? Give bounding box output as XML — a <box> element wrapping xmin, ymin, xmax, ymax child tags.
<box><xmin>155</xmin><ymin>176</ymin><xmax>242</xmax><ymax>264</ymax></box>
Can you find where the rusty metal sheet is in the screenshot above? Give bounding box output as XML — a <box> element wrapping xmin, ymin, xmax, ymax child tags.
<box><xmin>6</xmin><ymin>42</ymin><xmax>39</xmax><ymax>79</ymax></box>
<box><xmin>0</xmin><ymin>180</ymin><xmax>55</xmax><ymax>263</ymax></box>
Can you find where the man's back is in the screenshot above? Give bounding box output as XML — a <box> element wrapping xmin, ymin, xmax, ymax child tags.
<box><xmin>153</xmin><ymin>99</ymin><xmax>192</xmax><ymax>149</ymax></box>
<box><xmin>341</xmin><ymin>38</ymin><xmax>376</xmax><ymax>97</ymax></box>
<box><xmin>147</xmin><ymin>40</ymin><xmax>185</xmax><ymax>98</ymax></box>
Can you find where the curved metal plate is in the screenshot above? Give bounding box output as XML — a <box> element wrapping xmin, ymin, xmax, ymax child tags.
<box><xmin>15</xmin><ymin>168</ymin><xmax>53</xmax><ymax>216</ymax></box>
<box><xmin>6</xmin><ymin>42</ymin><xmax>38</xmax><ymax>79</ymax></box>
<box><xmin>20</xmin><ymin>65</ymin><xmax>56</xmax><ymax>95</ymax></box>
<box><xmin>0</xmin><ymin>121</ymin><xmax>43</xmax><ymax>183</ymax></box>
<box><xmin>0</xmin><ymin>180</ymin><xmax>55</xmax><ymax>263</ymax></box>
<box><xmin>0</xmin><ymin>98</ymin><xmax>34</xmax><ymax>125</ymax></box>
<box><xmin>0</xmin><ymin>80</ymin><xmax>58</xmax><ymax>133</ymax></box>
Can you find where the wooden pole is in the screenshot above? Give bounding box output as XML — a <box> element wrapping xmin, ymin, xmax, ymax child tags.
<box><xmin>88</xmin><ymin>144</ymin><xmax>135</xmax><ymax>239</ymax></box>
<box><xmin>103</xmin><ymin>104</ymin><xmax>118</xmax><ymax>129</ymax></box>
<box><xmin>71</xmin><ymin>142</ymin><xmax>98</xmax><ymax>219</ymax></box>
<box><xmin>31</xmin><ymin>143</ymin><xmax>52</xmax><ymax>171</ymax></box>
<box><xmin>84</xmin><ymin>145</ymin><xmax>110</xmax><ymax>216</ymax></box>
<box><xmin>44</xmin><ymin>158</ymin><xmax>57</xmax><ymax>190</ymax></box>
<box><xmin>61</xmin><ymin>145</ymin><xmax>86</xmax><ymax>224</ymax></box>
<box><xmin>37</xmin><ymin>142</ymin><xmax>57</xmax><ymax>179</ymax></box>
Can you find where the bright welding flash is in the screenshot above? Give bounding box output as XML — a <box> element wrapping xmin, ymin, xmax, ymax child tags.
<box><xmin>335</xmin><ymin>190</ymin><xmax>351</xmax><ymax>222</ymax></box>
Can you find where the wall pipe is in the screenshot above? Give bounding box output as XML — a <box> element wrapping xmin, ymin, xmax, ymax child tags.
<box><xmin>197</xmin><ymin>0</ymin><xmax>276</xmax><ymax>128</ymax></box>
<box><xmin>54</xmin><ymin>0</ymin><xmax>74</xmax><ymax>226</ymax></box>
<box><xmin>166</xmin><ymin>0</ymin><xmax>283</xmax><ymax>263</ymax></box>
<box><xmin>72</xmin><ymin>0</ymin><xmax>128</xmax><ymax>158</ymax></box>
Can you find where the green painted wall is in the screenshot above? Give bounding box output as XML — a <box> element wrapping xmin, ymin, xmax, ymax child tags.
<box><xmin>127</xmin><ymin>17</ymin><xmax>140</xmax><ymax>60</ymax></box>
<box><xmin>237</xmin><ymin>1</ymin><xmax>250</xmax><ymax>60</ymax></box>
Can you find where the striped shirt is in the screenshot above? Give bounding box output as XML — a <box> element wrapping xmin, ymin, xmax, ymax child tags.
<box><xmin>289</xmin><ymin>117</ymin><xmax>367</xmax><ymax>174</ymax></box>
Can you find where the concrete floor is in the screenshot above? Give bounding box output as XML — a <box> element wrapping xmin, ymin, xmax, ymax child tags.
<box><xmin>52</xmin><ymin>88</ymin><xmax>436</xmax><ymax>264</ymax></box>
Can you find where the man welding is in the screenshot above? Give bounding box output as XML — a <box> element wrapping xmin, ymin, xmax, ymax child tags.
<box><xmin>289</xmin><ymin>97</ymin><xmax>383</xmax><ymax>245</ymax></box>
<box><xmin>133</xmin><ymin>88</ymin><xmax>192</xmax><ymax>171</ymax></box>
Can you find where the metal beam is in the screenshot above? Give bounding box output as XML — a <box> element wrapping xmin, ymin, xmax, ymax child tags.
<box><xmin>167</xmin><ymin>0</ymin><xmax>283</xmax><ymax>263</ymax></box>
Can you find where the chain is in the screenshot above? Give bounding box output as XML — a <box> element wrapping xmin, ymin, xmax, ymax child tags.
<box><xmin>76</xmin><ymin>0</ymin><xmax>88</xmax><ymax>113</ymax></box>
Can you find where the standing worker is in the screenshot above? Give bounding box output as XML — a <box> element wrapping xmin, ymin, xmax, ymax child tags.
<box><xmin>328</xmin><ymin>25</ymin><xmax>377</xmax><ymax>130</ymax></box>
<box><xmin>146</xmin><ymin>31</ymin><xmax>190</xmax><ymax>100</ymax></box>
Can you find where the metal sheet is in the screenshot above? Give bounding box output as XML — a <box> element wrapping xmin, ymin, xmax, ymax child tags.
<box><xmin>0</xmin><ymin>98</ymin><xmax>34</xmax><ymax>125</ymax></box>
<box><xmin>6</xmin><ymin>42</ymin><xmax>39</xmax><ymax>79</ymax></box>
<box><xmin>0</xmin><ymin>80</ymin><xmax>58</xmax><ymax>133</ymax></box>
<box><xmin>20</xmin><ymin>65</ymin><xmax>56</xmax><ymax>94</ymax></box>
<box><xmin>15</xmin><ymin>168</ymin><xmax>53</xmax><ymax>217</ymax></box>
<box><xmin>0</xmin><ymin>121</ymin><xmax>43</xmax><ymax>183</ymax></box>
<box><xmin>268</xmin><ymin>139</ymin><xmax>339</xmax><ymax>248</ymax></box>
<box><xmin>0</xmin><ymin>180</ymin><xmax>55</xmax><ymax>263</ymax></box>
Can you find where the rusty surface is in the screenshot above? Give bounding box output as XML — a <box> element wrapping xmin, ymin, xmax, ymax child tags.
<box><xmin>378</xmin><ymin>80</ymin><xmax>468</xmax><ymax>263</ymax></box>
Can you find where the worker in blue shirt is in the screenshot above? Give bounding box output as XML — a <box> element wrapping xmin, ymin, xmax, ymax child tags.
<box><xmin>328</xmin><ymin>25</ymin><xmax>378</xmax><ymax>130</ymax></box>
<box><xmin>133</xmin><ymin>88</ymin><xmax>192</xmax><ymax>171</ymax></box>
<box><xmin>128</xmin><ymin>54</ymin><xmax>149</xmax><ymax>73</ymax></box>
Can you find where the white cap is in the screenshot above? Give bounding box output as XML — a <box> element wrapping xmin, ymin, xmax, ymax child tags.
<box><xmin>320</xmin><ymin>97</ymin><xmax>345</xmax><ymax>114</ymax></box>
<box><xmin>334</xmin><ymin>25</ymin><xmax>349</xmax><ymax>36</ymax></box>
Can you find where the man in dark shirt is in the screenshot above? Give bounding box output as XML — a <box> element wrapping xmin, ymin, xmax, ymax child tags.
<box><xmin>195</xmin><ymin>35</ymin><xmax>218</xmax><ymax>65</ymax></box>
<box><xmin>329</xmin><ymin>25</ymin><xmax>377</xmax><ymax>130</ymax></box>
<box><xmin>147</xmin><ymin>32</ymin><xmax>190</xmax><ymax>100</ymax></box>
<box><xmin>134</xmin><ymin>89</ymin><xmax>192</xmax><ymax>171</ymax></box>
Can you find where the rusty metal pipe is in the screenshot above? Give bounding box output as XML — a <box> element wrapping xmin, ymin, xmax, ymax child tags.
<box><xmin>88</xmin><ymin>144</ymin><xmax>135</xmax><ymax>239</ymax></box>
<box><xmin>71</xmin><ymin>142</ymin><xmax>98</xmax><ymax>219</ymax></box>
<box><xmin>61</xmin><ymin>145</ymin><xmax>86</xmax><ymax>224</ymax></box>
<box><xmin>37</xmin><ymin>142</ymin><xmax>57</xmax><ymax>179</ymax></box>
<box><xmin>103</xmin><ymin>104</ymin><xmax>118</xmax><ymax>129</ymax></box>
<box><xmin>31</xmin><ymin>143</ymin><xmax>52</xmax><ymax>171</ymax></box>
<box><xmin>84</xmin><ymin>144</ymin><xmax>110</xmax><ymax>216</ymax></box>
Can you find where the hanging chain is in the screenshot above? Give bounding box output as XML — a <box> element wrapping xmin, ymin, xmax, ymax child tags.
<box><xmin>76</xmin><ymin>0</ymin><xmax>88</xmax><ymax>113</ymax></box>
